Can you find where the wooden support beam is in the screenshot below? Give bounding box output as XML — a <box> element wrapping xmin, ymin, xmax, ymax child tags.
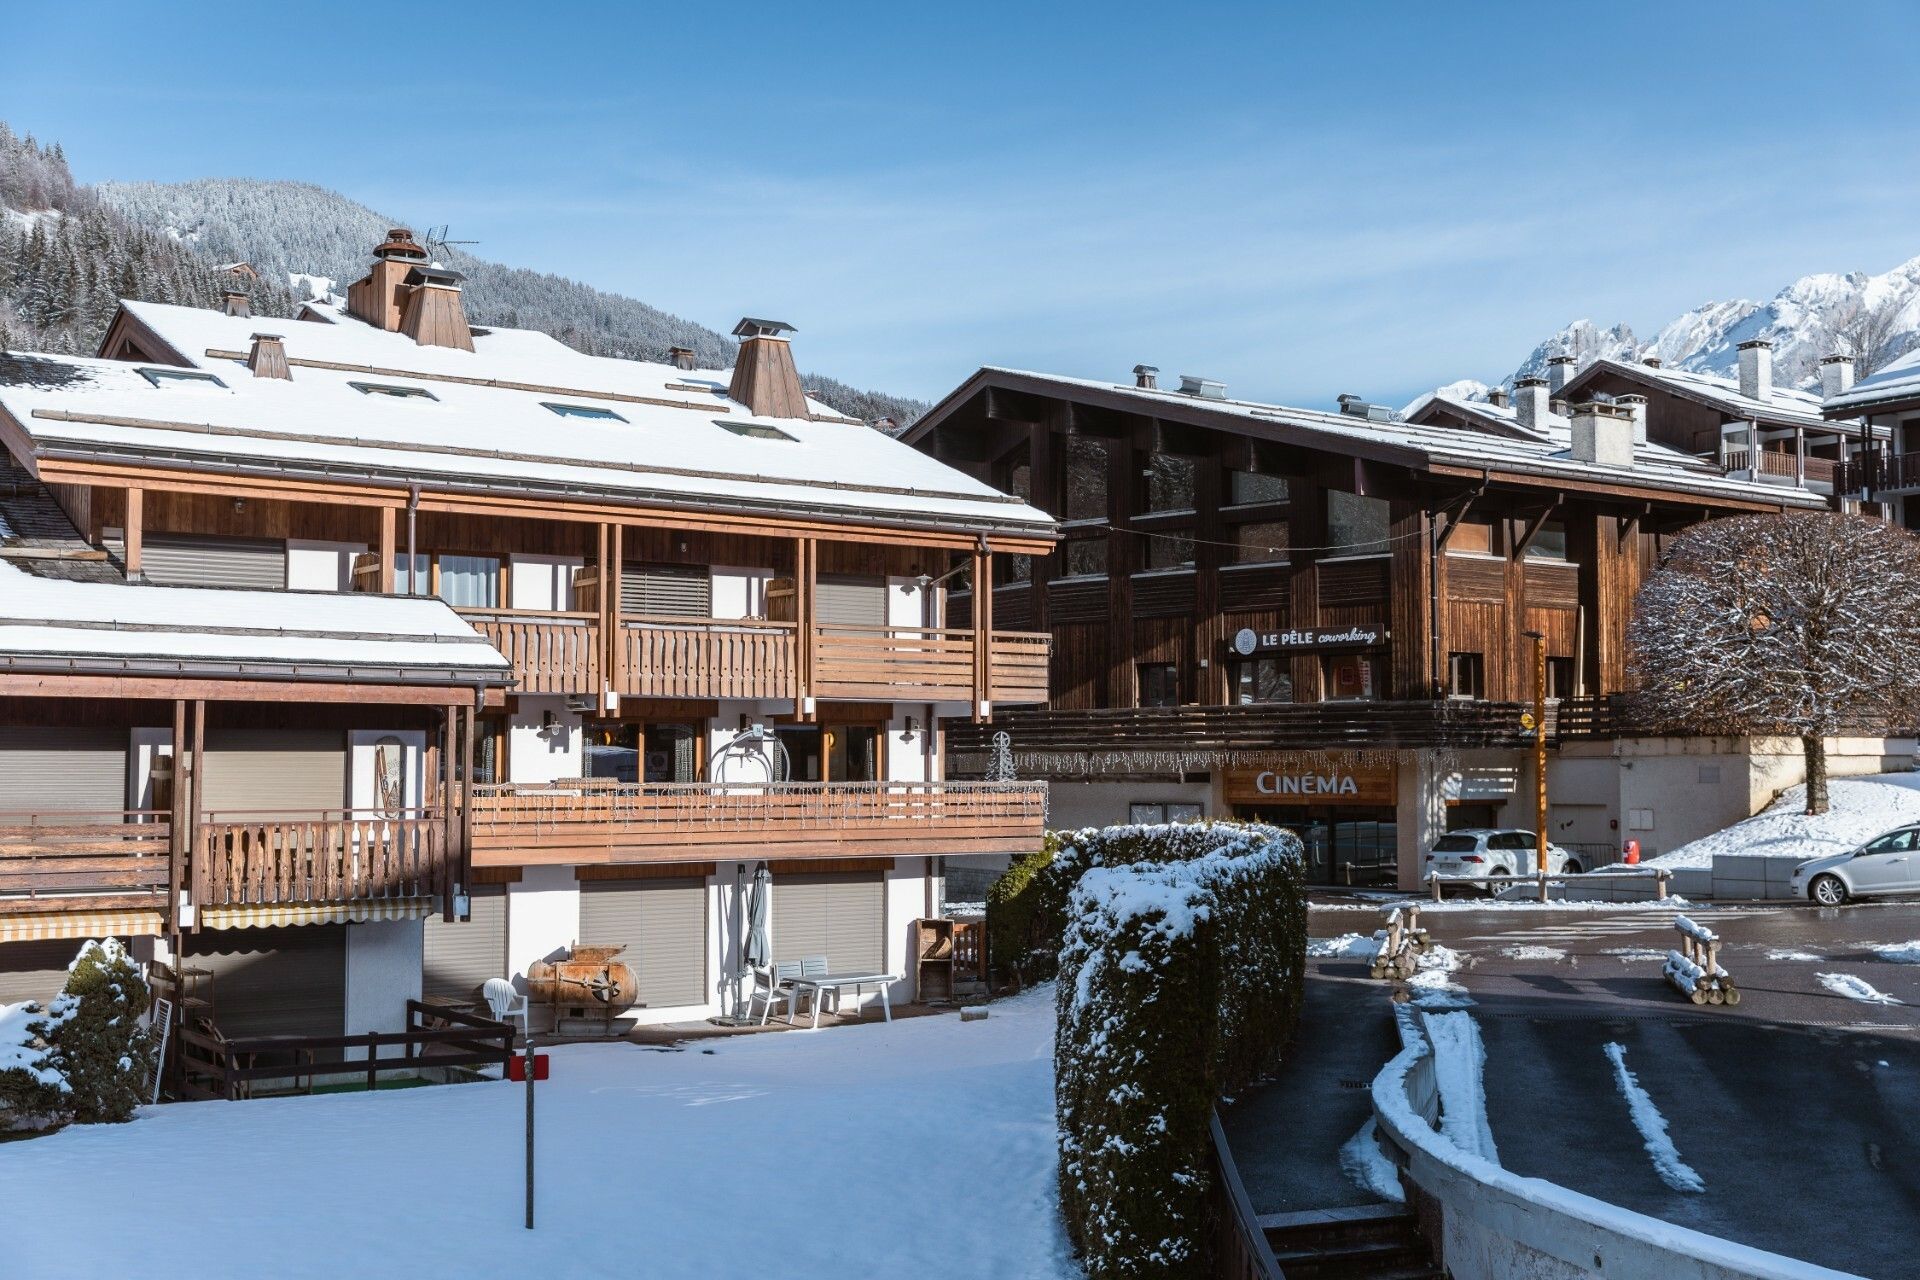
<box><xmin>971</xmin><ymin>544</ymin><xmax>991</xmax><ymax>721</ymax></box>
<box><xmin>608</xmin><ymin>523</ymin><xmax>625</xmax><ymax>702</ymax></box>
<box><xmin>378</xmin><ymin>505</ymin><xmax>396</xmax><ymax>594</ymax></box>
<box><xmin>188</xmin><ymin>699</ymin><xmax>204</xmax><ymax>931</ymax></box>
<box><xmin>168</xmin><ymin>698</ymin><xmax>186</xmax><ymax>940</ymax></box>
<box><xmin>124</xmin><ymin>486</ymin><xmax>143</xmax><ymax>579</ymax></box>
<box><xmin>1511</xmin><ymin>499</ymin><xmax>1562</xmax><ymax>560</ymax></box>
<box><xmin>441</xmin><ymin>705</ymin><xmax>457</xmax><ymax>923</ymax></box>
<box><xmin>460</xmin><ymin>701</ymin><xmax>476</xmax><ymax>911</ymax></box>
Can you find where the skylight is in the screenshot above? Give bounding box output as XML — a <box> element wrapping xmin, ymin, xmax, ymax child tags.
<box><xmin>139</xmin><ymin>367</ymin><xmax>226</xmax><ymax>389</ymax></box>
<box><xmin>717</xmin><ymin>420</ymin><xmax>798</xmax><ymax>442</ymax></box>
<box><xmin>350</xmin><ymin>381</ymin><xmax>437</xmax><ymax>401</ymax></box>
<box><xmin>542</xmin><ymin>402</ymin><xmax>627</xmax><ymax>422</ymax></box>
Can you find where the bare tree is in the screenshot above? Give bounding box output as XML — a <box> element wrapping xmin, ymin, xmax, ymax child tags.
<box><xmin>1628</xmin><ymin>513</ymin><xmax>1920</xmax><ymax>814</ymax></box>
<box><xmin>1834</xmin><ymin>297</ymin><xmax>1909</xmax><ymax>378</ymax></box>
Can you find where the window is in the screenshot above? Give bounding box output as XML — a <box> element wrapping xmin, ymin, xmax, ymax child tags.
<box><xmin>1006</xmin><ymin>554</ymin><xmax>1032</xmax><ymax>582</ymax></box>
<box><xmin>1137</xmin><ymin>663</ymin><xmax>1180</xmax><ymax>707</ymax></box>
<box><xmin>1431</xmin><ymin>834</ymin><xmax>1481</xmax><ymax>854</ymax></box>
<box><xmin>1546</xmin><ymin>656</ymin><xmax>1576</xmax><ymax>699</ymax></box>
<box><xmin>1323</xmin><ymin>653</ymin><xmax>1378</xmax><ymax>700</ymax></box>
<box><xmin>1130</xmin><ymin>802</ymin><xmax>1204</xmax><ymax>824</ymax></box>
<box><xmin>1144</xmin><ymin>532</ymin><xmax>1195</xmax><ymax>570</ymax></box>
<box><xmin>1326</xmin><ymin>490</ymin><xmax>1390</xmax><ymax>556</ymax></box>
<box><xmin>717</xmin><ymin>419</ymin><xmax>797</xmax><ymax>441</ymax></box>
<box><xmin>1009</xmin><ymin>463</ymin><xmax>1032</xmax><ymax>501</ymax></box>
<box><xmin>1228</xmin><ymin>657</ymin><xmax>1292</xmax><ymax>704</ymax></box>
<box><xmin>1063</xmin><ymin>538</ymin><xmax>1107</xmax><ymax>577</ymax></box>
<box><xmin>1142</xmin><ymin>453</ymin><xmax>1196</xmax><ymax>512</ymax></box>
<box><xmin>1525</xmin><ymin>520</ymin><xmax>1569</xmax><ymax>561</ymax></box>
<box><xmin>436</xmin><ymin>555</ymin><xmax>501</xmax><ymax>608</ymax></box>
<box><xmin>350</xmin><ymin>380</ymin><xmax>437</xmax><ymax>400</ymax></box>
<box><xmin>139</xmin><ymin>367</ymin><xmax>226</xmax><ymax>388</ymax></box>
<box><xmin>1491</xmin><ymin>831</ymin><xmax>1535</xmax><ymax>851</ymax></box>
<box><xmin>1232</xmin><ymin>520</ymin><xmax>1288</xmax><ymax>564</ymax></box>
<box><xmin>1448</xmin><ymin>518</ymin><xmax>1494</xmax><ymax>555</ymax></box>
<box><xmin>1864</xmin><ymin>830</ymin><xmax>1918</xmax><ymax>855</ymax></box>
<box><xmin>543</xmin><ymin>402</ymin><xmax>627</xmax><ymax>422</ymax></box>
<box><xmin>1228</xmin><ymin>470</ymin><xmax>1289</xmax><ymax>505</ymax></box>
<box><xmin>1063</xmin><ymin>437</ymin><xmax>1110</xmax><ymax>522</ymax></box>
<box><xmin>1448</xmin><ymin>651</ymin><xmax>1485</xmax><ymax>699</ymax></box>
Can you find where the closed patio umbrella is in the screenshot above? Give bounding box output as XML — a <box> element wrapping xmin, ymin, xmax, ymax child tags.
<box><xmin>744</xmin><ymin>862</ymin><xmax>772</xmax><ymax>970</ymax></box>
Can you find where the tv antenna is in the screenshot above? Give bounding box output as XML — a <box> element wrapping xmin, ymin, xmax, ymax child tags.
<box><xmin>421</xmin><ymin>224</ymin><xmax>480</xmax><ymax>257</ymax></box>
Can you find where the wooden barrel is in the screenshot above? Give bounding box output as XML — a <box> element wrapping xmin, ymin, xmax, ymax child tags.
<box><xmin>526</xmin><ymin>944</ymin><xmax>639</xmax><ymax>1010</ymax></box>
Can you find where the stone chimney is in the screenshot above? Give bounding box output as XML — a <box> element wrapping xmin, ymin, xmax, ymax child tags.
<box><xmin>1570</xmin><ymin>401</ymin><xmax>1635</xmax><ymax>467</ymax></box>
<box><xmin>669</xmin><ymin>346</ymin><xmax>697</xmax><ymax>372</ymax></box>
<box><xmin>395</xmin><ymin>264</ymin><xmax>475</xmax><ymax>352</ymax></box>
<box><xmin>1548</xmin><ymin>353</ymin><xmax>1576</xmax><ymax>395</ymax></box>
<box><xmin>1615</xmin><ymin>393</ymin><xmax>1648</xmax><ymax>445</ymax></box>
<box><xmin>1642</xmin><ymin>354</ymin><xmax>1663</xmax><ymax>369</ymax></box>
<box><xmin>1133</xmin><ymin>364</ymin><xmax>1159</xmax><ymax>390</ymax></box>
<box><xmin>1550</xmin><ymin>398</ymin><xmax>1571</xmax><ymax>420</ymax></box>
<box><xmin>222</xmin><ymin>290</ymin><xmax>252</xmax><ymax>319</ymax></box>
<box><xmin>1737</xmin><ymin>338</ymin><xmax>1773</xmax><ymax>402</ymax></box>
<box><xmin>1513</xmin><ymin>376</ymin><xmax>1549</xmax><ymax>430</ymax></box>
<box><xmin>247</xmin><ymin>333</ymin><xmax>291</xmax><ymax>380</ymax></box>
<box><xmin>345</xmin><ymin>228</ymin><xmax>430</xmax><ymax>332</ymax></box>
<box><xmin>1820</xmin><ymin>353</ymin><xmax>1856</xmax><ymax>400</ymax></box>
<box><xmin>1486</xmin><ymin>385</ymin><xmax>1509</xmax><ymax>409</ymax></box>
<box><xmin>729</xmin><ymin>318</ymin><xmax>807</xmax><ymax>418</ymax></box>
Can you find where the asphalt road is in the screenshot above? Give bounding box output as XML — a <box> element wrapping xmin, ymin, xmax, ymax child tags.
<box><xmin>1260</xmin><ymin>898</ymin><xmax>1920</xmax><ymax>1279</ymax></box>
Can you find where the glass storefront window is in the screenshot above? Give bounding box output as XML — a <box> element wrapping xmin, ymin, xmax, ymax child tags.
<box><xmin>1228</xmin><ymin>657</ymin><xmax>1292</xmax><ymax>704</ymax></box>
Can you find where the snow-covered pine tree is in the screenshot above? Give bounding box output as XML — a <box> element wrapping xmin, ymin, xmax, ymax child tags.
<box><xmin>1627</xmin><ymin>513</ymin><xmax>1920</xmax><ymax>813</ymax></box>
<box><xmin>46</xmin><ymin>938</ymin><xmax>155</xmax><ymax>1124</ymax></box>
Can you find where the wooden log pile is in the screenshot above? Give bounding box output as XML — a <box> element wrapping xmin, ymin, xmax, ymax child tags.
<box><xmin>1664</xmin><ymin>914</ymin><xmax>1740</xmax><ymax>1006</ymax></box>
<box><xmin>1369</xmin><ymin>905</ymin><xmax>1430</xmax><ymax>981</ymax></box>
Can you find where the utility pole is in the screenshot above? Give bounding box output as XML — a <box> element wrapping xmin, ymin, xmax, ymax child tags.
<box><xmin>1525</xmin><ymin>630</ymin><xmax>1548</xmax><ymax>902</ymax></box>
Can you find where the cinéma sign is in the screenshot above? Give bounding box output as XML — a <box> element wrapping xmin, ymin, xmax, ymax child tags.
<box><xmin>1231</xmin><ymin>624</ymin><xmax>1383</xmax><ymax>655</ymax></box>
<box><xmin>1222</xmin><ymin>761</ymin><xmax>1397</xmax><ymax>806</ymax></box>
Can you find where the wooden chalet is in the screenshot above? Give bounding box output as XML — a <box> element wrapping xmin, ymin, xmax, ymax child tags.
<box><xmin>0</xmin><ymin>230</ymin><xmax>1053</xmax><ymax>1038</ymax></box>
<box><xmin>907</xmin><ymin>363</ymin><xmax>1828</xmax><ymax>888</ymax></box>
<box><xmin>1823</xmin><ymin>349</ymin><xmax>1920</xmax><ymax>526</ymax></box>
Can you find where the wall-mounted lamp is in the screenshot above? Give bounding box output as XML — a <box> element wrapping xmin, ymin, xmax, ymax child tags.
<box><xmin>914</xmin><ymin>562</ymin><xmax>971</xmax><ymax>592</ymax></box>
<box><xmin>232</xmin><ymin>497</ymin><xmax>246</xmax><ymax>514</ymax></box>
<box><xmin>537</xmin><ymin>709</ymin><xmax>560</xmax><ymax>740</ymax></box>
<box><xmin>902</xmin><ymin>715</ymin><xmax>920</xmax><ymax>741</ymax></box>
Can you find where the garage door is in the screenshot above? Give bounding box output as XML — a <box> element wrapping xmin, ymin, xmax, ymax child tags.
<box><xmin>142</xmin><ymin>534</ymin><xmax>287</xmax><ymax>589</ymax></box>
<box><xmin>0</xmin><ymin>939</ymin><xmax>90</xmax><ymax>1006</ymax></box>
<box><xmin>423</xmin><ymin>885</ymin><xmax>507</xmax><ymax>1005</ymax></box>
<box><xmin>771</xmin><ymin>871</ymin><xmax>884</xmax><ymax>973</ymax></box>
<box><xmin>183</xmin><ymin>925</ymin><xmax>346</xmax><ymax>1040</ymax></box>
<box><xmin>0</xmin><ymin>727</ymin><xmax>127</xmax><ymax>818</ymax></box>
<box><xmin>579</xmin><ymin>878</ymin><xmax>707</xmax><ymax>1009</ymax></box>
<box><xmin>201</xmin><ymin>730</ymin><xmax>346</xmax><ymax>817</ymax></box>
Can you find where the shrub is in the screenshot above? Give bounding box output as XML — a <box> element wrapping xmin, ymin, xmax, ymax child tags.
<box><xmin>985</xmin><ymin>832</ymin><xmax>1072</xmax><ymax>986</ymax></box>
<box><xmin>0</xmin><ymin>997</ymin><xmax>74</xmax><ymax>1126</ymax></box>
<box><xmin>1053</xmin><ymin>822</ymin><xmax>1306</xmax><ymax>1280</ymax></box>
<box><xmin>51</xmin><ymin>938</ymin><xmax>155</xmax><ymax>1124</ymax></box>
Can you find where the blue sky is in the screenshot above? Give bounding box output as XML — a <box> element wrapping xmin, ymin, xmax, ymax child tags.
<box><xmin>9</xmin><ymin>1</ymin><xmax>1920</xmax><ymax>407</ymax></box>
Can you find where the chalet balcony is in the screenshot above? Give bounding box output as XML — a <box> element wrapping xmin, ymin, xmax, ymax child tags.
<box><xmin>0</xmin><ymin>810</ymin><xmax>173</xmax><ymax>933</ymax></box>
<box><xmin>457</xmin><ymin>609</ymin><xmax>1051</xmax><ymax>706</ymax></box>
<box><xmin>468</xmin><ymin>780</ymin><xmax>1049</xmax><ymax>865</ymax></box>
<box><xmin>1719</xmin><ymin>447</ymin><xmax>1838</xmax><ymax>494</ymax></box>
<box><xmin>1834</xmin><ymin>449</ymin><xmax>1920</xmax><ymax>497</ymax></box>
<box><xmin>191</xmin><ymin>808</ymin><xmax>452</xmax><ymax>922</ymax></box>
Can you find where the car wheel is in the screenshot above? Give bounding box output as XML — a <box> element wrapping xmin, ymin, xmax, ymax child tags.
<box><xmin>1810</xmin><ymin>874</ymin><xmax>1848</xmax><ymax>907</ymax></box>
<box><xmin>1486</xmin><ymin>867</ymin><xmax>1509</xmax><ymax>896</ymax></box>
<box><xmin>1563</xmin><ymin>860</ymin><xmax>1583</xmax><ymax>875</ymax></box>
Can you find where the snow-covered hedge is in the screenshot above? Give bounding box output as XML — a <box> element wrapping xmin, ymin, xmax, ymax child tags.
<box><xmin>1054</xmin><ymin>823</ymin><xmax>1305</xmax><ymax>1279</ymax></box>
<box><xmin>0</xmin><ymin>939</ymin><xmax>154</xmax><ymax>1129</ymax></box>
<box><xmin>986</xmin><ymin>832</ymin><xmax>1073</xmax><ymax>986</ymax></box>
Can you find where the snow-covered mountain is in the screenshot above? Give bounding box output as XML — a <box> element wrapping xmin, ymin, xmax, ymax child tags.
<box><xmin>1485</xmin><ymin>257</ymin><xmax>1920</xmax><ymax>402</ymax></box>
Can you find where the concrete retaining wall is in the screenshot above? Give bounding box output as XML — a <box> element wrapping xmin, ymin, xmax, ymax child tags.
<box><xmin>1371</xmin><ymin>1016</ymin><xmax>1862</xmax><ymax>1280</ymax></box>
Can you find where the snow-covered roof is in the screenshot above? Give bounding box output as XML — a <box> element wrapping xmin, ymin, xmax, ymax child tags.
<box><xmin>0</xmin><ymin>559</ymin><xmax>510</xmax><ymax>684</ymax></box>
<box><xmin>1567</xmin><ymin>357</ymin><xmax>1846</xmax><ymax>431</ymax></box>
<box><xmin>1822</xmin><ymin>347</ymin><xmax>1920</xmax><ymax>414</ymax></box>
<box><xmin>1403</xmin><ymin>390</ymin><xmax>1715</xmax><ymax>472</ymax></box>
<box><xmin>0</xmin><ymin>301</ymin><xmax>1052</xmax><ymax>540</ymax></box>
<box><xmin>920</xmin><ymin>368</ymin><xmax>1827</xmax><ymax>509</ymax></box>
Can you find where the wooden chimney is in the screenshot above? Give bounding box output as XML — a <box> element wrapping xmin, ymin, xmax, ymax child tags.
<box><xmin>728</xmin><ymin>318</ymin><xmax>806</xmax><ymax>419</ymax></box>
<box><xmin>247</xmin><ymin>333</ymin><xmax>292</xmax><ymax>380</ymax></box>
<box><xmin>346</xmin><ymin>228</ymin><xmax>430</xmax><ymax>332</ymax></box>
<box><xmin>398</xmin><ymin>264</ymin><xmax>475</xmax><ymax>352</ymax></box>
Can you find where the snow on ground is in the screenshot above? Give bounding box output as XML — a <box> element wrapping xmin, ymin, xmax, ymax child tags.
<box><xmin>1601</xmin><ymin>947</ymin><xmax>1667</xmax><ymax>963</ymax></box>
<box><xmin>1767</xmin><ymin>950</ymin><xmax>1824</xmax><ymax>962</ymax></box>
<box><xmin>1406</xmin><ymin>946</ymin><xmax>1473</xmax><ymax>1010</ymax></box>
<box><xmin>288</xmin><ymin>272</ymin><xmax>335</xmax><ymax>299</ymax></box>
<box><xmin>1307</xmin><ymin>932</ymin><xmax>1380</xmax><ymax>959</ymax></box>
<box><xmin>1338</xmin><ymin>1118</ymin><xmax>1404</xmax><ymax>1202</ymax></box>
<box><xmin>1499</xmin><ymin>945</ymin><xmax>1566</xmax><ymax>961</ymax></box>
<box><xmin>1817</xmin><ymin>973</ymin><xmax>1901</xmax><ymax>1005</ymax></box>
<box><xmin>1603</xmin><ymin>1043</ymin><xmax>1704</xmax><ymax>1194</ymax></box>
<box><xmin>0</xmin><ymin>989</ymin><xmax>1080</xmax><ymax>1280</ymax></box>
<box><xmin>1649</xmin><ymin>773</ymin><xmax>1920</xmax><ymax>869</ymax></box>
<box><xmin>1314</xmin><ymin>896</ymin><xmax>1692</xmax><ymax>913</ymax></box>
<box><xmin>1873</xmin><ymin>942</ymin><xmax>1920</xmax><ymax>964</ymax></box>
<box><xmin>1424</xmin><ymin>1012</ymin><xmax>1497</xmax><ymax>1162</ymax></box>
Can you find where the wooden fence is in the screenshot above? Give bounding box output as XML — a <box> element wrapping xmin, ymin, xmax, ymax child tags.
<box><xmin>1208</xmin><ymin>1111</ymin><xmax>1285</xmax><ymax>1279</ymax></box>
<box><xmin>460</xmin><ymin>610</ymin><xmax>601</xmax><ymax>694</ymax></box>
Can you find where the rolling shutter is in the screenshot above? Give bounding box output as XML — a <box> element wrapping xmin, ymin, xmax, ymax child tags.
<box><xmin>0</xmin><ymin>727</ymin><xmax>127</xmax><ymax>818</ymax></box>
<box><xmin>815</xmin><ymin>576</ymin><xmax>887</xmax><ymax>627</ymax></box>
<box><xmin>141</xmin><ymin>534</ymin><xmax>287</xmax><ymax>589</ymax></box>
<box><xmin>184</xmin><ymin>925</ymin><xmax>346</xmax><ymax>1040</ymax></box>
<box><xmin>422</xmin><ymin>885</ymin><xmax>507</xmax><ymax>1005</ymax></box>
<box><xmin>0</xmin><ymin>939</ymin><xmax>86</xmax><ymax>1006</ymax></box>
<box><xmin>578</xmin><ymin>879</ymin><xmax>707</xmax><ymax>1009</ymax></box>
<box><xmin>200</xmin><ymin>730</ymin><xmax>346</xmax><ymax>818</ymax></box>
<box><xmin>770</xmin><ymin>871</ymin><xmax>884</xmax><ymax>972</ymax></box>
<box><xmin>620</xmin><ymin>563</ymin><xmax>711</xmax><ymax>618</ymax></box>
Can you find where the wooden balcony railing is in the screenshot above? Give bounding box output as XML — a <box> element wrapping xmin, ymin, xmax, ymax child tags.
<box><xmin>618</xmin><ymin>616</ymin><xmax>798</xmax><ymax>700</ymax></box>
<box><xmin>1722</xmin><ymin>448</ymin><xmax>1838</xmax><ymax>488</ymax></box>
<box><xmin>458</xmin><ymin>609</ymin><xmax>600</xmax><ymax>695</ymax></box>
<box><xmin>1837</xmin><ymin>449</ymin><xmax>1920</xmax><ymax>496</ymax></box>
<box><xmin>469</xmin><ymin>780</ymin><xmax>1048</xmax><ymax>864</ymax></box>
<box><xmin>192</xmin><ymin>809</ymin><xmax>450</xmax><ymax>909</ymax></box>
<box><xmin>0</xmin><ymin>810</ymin><xmax>171</xmax><ymax>914</ymax></box>
<box><xmin>812</xmin><ymin>625</ymin><xmax>1053</xmax><ymax>704</ymax></box>
<box><xmin>986</xmin><ymin>632</ymin><xmax>1051</xmax><ymax>704</ymax></box>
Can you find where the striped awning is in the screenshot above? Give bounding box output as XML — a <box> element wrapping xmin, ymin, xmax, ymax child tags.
<box><xmin>0</xmin><ymin>908</ymin><xmax>165</xmax><ymax>944</ymax></box>
<box><xmin>198</xmin><ymin>897</ymin><xmax>439</xmax><ymax>930</ymax></box>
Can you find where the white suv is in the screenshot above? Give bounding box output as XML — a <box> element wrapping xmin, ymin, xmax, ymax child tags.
<box><xmin>1426</xmin><ymin>829</ymin><xmax>1583</xmax><ymax>885</ymax></box>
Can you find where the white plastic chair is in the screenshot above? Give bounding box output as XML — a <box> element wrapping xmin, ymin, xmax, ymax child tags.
<box><xmin>748</xmin><ymin>962</ymin><xmax>803</xmax><ymax>1025</ymax></box>
<box><xmin>482</xmin><ymin>978</ymin><xmax>529</xmax><ymax>1034</ymax></box>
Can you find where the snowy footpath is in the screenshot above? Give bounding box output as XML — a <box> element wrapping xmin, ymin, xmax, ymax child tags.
<box><xmin>0</xmin><ymin>988</ymin><xmax>1080</xmax><ymax>1280</ymax></box>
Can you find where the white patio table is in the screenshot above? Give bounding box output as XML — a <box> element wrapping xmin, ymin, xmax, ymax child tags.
<box><xmin>781</xmin><ymin>971</ymin><xmax>901</xmax><ymax>1029</ymax></box>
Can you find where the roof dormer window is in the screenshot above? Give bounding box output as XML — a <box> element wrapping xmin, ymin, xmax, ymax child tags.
<box><xmin>717</xmin><ymin>420</ymin><xmax>797</xmax><ymax>442</ymax></box>
<box><xmin>139</xmin><ymin>367</ymin><xmax>226</xmax><ymax>389</ymax></box>
<box><xmin>542</xmin><ymin>402</ymin><xmax>627</xmax><ymax>422</ymax></box>
<box><xmin>350</xmin><ymin>381</ymin><xmax>437</xmax><ymax>401</ymax></box>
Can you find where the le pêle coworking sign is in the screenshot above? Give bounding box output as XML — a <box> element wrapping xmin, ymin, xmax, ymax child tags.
<box><xmin>1231</xmin><ymin>624</ymin><xmax>1384</xmax><ymax>655</ymax></box>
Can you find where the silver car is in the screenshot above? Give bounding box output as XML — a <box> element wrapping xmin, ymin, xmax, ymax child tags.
<box><xmin>1791</xmin><ymin>827</ymin><xmax>1920</xmax><ymax>905</ymax></box>
<box><xmin>1426</xmin><ymin>828</ymin><xmax>1583</xmax><ymax>886</ymax></box>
